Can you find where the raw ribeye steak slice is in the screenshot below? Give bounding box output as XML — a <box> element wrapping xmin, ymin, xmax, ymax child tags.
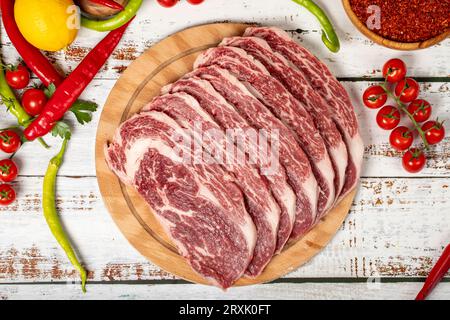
<box><xmin>105</xmin><ymin>111</ymin><xmax>256</xmax><ymax>288</ymax></box>
<box><xmin>144</xmin><ymin>92</ymin><xmax>280</xmax><ymax>277</ymax></box>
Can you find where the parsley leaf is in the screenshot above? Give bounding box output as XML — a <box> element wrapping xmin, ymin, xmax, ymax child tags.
<box><xmin>51</xmin><ymin>121</ymin><xmax>72</xmax><ymax>140</ymax></box>
<box><xmin>70</xmin><ymin>100</ymin><xmax>98</xmax><ymax>125</ymax></box>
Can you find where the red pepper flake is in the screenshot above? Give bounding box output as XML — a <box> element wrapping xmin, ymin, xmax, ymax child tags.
<box><xmin>350</xmin><ymin>0</ymin><xmax>449</xmax><ymax>43</ymax></box>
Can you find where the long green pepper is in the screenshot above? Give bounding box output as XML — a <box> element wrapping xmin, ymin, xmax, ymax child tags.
<box><xmin>43</xmin><ymin>138</ymin><xmax>87</xmax><ymax>292</ymax></box>
<box><xmin>81</xmin><ymin>0</ymin><xmax>143</xmax><ymax>32</ymax></box>
<box><xmin>292</xmin><ymin>0</ymin><xmax>340</xmax><ymax>53</ymax></box>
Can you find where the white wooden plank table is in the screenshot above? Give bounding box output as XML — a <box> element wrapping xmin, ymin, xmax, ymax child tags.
<box><xmin>0</xmin><ymin>0</ymin><xmax>448</xmax><ymax>300</ymax></box>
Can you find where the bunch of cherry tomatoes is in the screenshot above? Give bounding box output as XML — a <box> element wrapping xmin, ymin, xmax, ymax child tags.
<box><xmin>0</xmin><ymin>63</ymin><xmax>48</xmax><ymax>205</ymax></box>
<box><xmin>363</xmin><ymin>59</ymin><xmax>445</xmax><ymax>173</ymax></box>
<box><xmin>157</xmin><ymin>0</ymin><xmax>204</xmax><ymax>8</ymax></box>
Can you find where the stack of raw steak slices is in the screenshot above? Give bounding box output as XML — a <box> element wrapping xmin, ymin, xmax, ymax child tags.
<box><xmin>105</xmin><ymin>27</ymin><xmax>364</xmax><ymax>289</ymax></box>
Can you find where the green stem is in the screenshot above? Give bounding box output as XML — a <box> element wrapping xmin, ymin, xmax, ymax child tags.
<box><xmin>292</xmin><ymin>0</ymin><xmax>340</xmax><ymax>53</ymax></box>
<box><xmin>380</xmin><ymin>83</ymin><xmax>429</xmax><ymax>149</ymax></box>
<box><xmin>43</xmin><ymin>138</ymin><xmax>87</xmax><ymax>292</ymax></box>
<box><xmin>37</xmin><ymin>137</ymin><xmax>50</xmax><ymax>148</ymax></box>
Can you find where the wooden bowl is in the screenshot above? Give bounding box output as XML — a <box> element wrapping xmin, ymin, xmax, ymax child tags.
<box><xmin>342</xmin><ymin>0</ymin><xmax>450</xmax><ymax>50</ymax></box>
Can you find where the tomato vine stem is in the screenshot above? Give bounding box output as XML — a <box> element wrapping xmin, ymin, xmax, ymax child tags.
<box><xmin>380</xmin><ymin>83</ymin><xmax>429</xmax><ymax>149</ymax></box>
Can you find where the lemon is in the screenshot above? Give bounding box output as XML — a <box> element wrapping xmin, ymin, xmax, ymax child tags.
<box><xmin>15</xmin><ymin>0</ymin><xmax>79</xmax><ymax>52</ymax></box>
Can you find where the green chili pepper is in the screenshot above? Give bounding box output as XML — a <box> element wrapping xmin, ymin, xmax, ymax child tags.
<box><xmin>43</xmin><ymin>137</ymin><xmax>88</xmax><ymax>292</ymax></box>
<box><xmin>0</xmin><ymin>66</ymin><xmax>49</xmax><ymax>148</ymax></box>
<box><xmin>81</xmin><ymin>0</ymin><xmax>143</xmax><ymax>32</ymax></box>
<box><xmin>292</xmin><ymin>0</ymin><xmax>340</xmax><ymax>53</ymax></box>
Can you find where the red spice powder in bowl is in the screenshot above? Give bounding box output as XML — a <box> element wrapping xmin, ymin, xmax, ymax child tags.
<box><xmin>346</xmin><ymin>0</ymin><xmax>449</xmax><ymax>46</ymax></box>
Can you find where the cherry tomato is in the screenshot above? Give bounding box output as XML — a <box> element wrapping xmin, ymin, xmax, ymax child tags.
<box><xmin>157</xmin><ymin>0</ymin><xmax>178</xmax><ymax>7</ymax></box>
<box><xmin>187</xmin><ymin>0</ymin><xmax>205</xmax><ymax>4</ymax></box>
<box><xmin>395</xmin><ymin>78</ymin><xmax>419</xmax><ymax>103</ymax></box>
<box><xmin>0</xmin><ymin>184</ymin><xmax>16</xmax><ymax>206</ymax></box>
<box><xmin>376</xmin><ymin>105</ymin><xmax>400</xmax><ymax>130</ymax></box>
<box><xmin>382</xmin><ymin>58</ymin><xmax>407</xmax><ymax>83</ymax></box>
<box><xmin>363</xmin><ymin>85</ymin><xmax>387</xmax><ymax>109</ymax></box>
<box><xmin>0</xmin><ymin>130</ymin><xmax>21</xmax><ymax>154</ymax></box>
<box><xmin>402</xmin><ymin>148</ymin><xmax>426</xmax><ymax>173</ymax></box>
<box><xmin>422</xmin><ymin>120</ymin><xmax>445</xmax><ymax>145</ymax></box>
<box><xmin>407</xmin><ymin>99</ymin><xmax>432</xmax><ymax>123</ymax></box>
<box><xmin>0</xmin><ymin>159</ymin><xmax>18</xmax><ymax>183</ymax></box>
<box><xmin>5</xmin><ymin>64</ymin><xmax>30</xmax><ymax>89</ymax></box>
<box><xmin>389</xmin><ymin>126</ymin><xmax>413</xmax><ymax>151</ymax></box>
<box><xmin>22</xmin><ymin>88</ymin><xmax>48</xmax><ymax>116</ymax></box>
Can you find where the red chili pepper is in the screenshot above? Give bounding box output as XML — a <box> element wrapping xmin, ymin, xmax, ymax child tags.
<box><xmin>0</xmin><ymin>0</ymin><xmax>64</xmax><ymax>87</ymax></box>
<box><xmin>416</xmin><ymin>244</ymin><xmax>450</xmax><ymax>300</ymax></box>
<box><xmin>24</xmin><ymin>19</ymin><xmax>133</xmax><ymax>141</ymax></box>
<box><xmin>89</xmin><ymin>0</ymin><xmax>124</xmax><ymax>10</ymax></box>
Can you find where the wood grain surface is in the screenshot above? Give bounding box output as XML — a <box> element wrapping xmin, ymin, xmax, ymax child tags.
<box><xmin>0</xmin><ymin>0</ymin><xmax>448</xmax><ymax>300</ymax></box>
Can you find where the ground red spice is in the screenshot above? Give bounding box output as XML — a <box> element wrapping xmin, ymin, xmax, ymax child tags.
<box><xmin>349</xmin><ymin>0</ymin><xmax>449</xmax><ymax>43</ymax></box>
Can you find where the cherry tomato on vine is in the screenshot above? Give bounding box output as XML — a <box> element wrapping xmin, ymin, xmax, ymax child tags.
<box><xmin>0</xmin><ymin>184</ymin><xmax>16</xmax><ymax>206</ymax></box>
<box><xmin>0</xmin><ymin>159</ymin><xmax>18</xmax><ymax>183</ymax></box>
<box><xmin>187</xmin><ymin>0</ymin><xmax>205</xmax><ymax>4</ymax></box>
<box><xmin>22</xmin><ymin>88</ymin><xmax>48</xmax><ymax>116</ymax></box>
<box><xmin>382</xmin><ymin>58</ymin><xmax>407</xmax><ymax>83</ymax></box>
<box><xmin>363</xmin><ymin>85</ymin><xmax>387</xmax><ymax>109</ymax></box>
<box><xmin>0</xmin><ymin>130</ymin><xmax>21</xmax><ymax>154</ymax></box>
<box><xmin>389</xmin><ymin>126</ymin><xmax>413</xmax><ymax>151</ymax></box>
<box><xmin>402</xmin><ymin>148</ymin><xmax>426</xmax><ymax>173</ymax></box>
<box><xmin>5</xmin><ymin>64</ymin><xmax>30</xmax><ymax>89</ymax></box>
<box><xmin>422</xmin><ymin>120</ymin><xmax>445</xmax><ymax>145</ymax></box>
<box><xmin>395</xmin><ymin>78</ymin><xmax>419</xmax><ymax>103</ymax></box>
<box><xmin>376</xmin><ymin>105</ymin><xmax>400</xmax><ymax>130</ymax></box>
<box><xmin>407</xmin><ymin>99</ymin><xmax>432</xmax><ymax>123</ymax></box>
<box><xmin>157</xmin><ymin>0</ymin><xmax>178</xmax><ymax>7</ymax></box>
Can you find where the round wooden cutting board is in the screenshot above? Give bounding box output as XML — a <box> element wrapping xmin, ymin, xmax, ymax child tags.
<box><xmin>95</xmin><ymin>23</ymin><xmax>357</xmax><ymax>287</ymax></box>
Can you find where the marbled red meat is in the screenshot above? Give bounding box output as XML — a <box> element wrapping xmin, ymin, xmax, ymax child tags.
<box><xmin>245</xmin><ymin>27</ymin><xmax>364</xmax><ymax>198</ymax></box>
<box><xmin>105</xmin><ymin>111</ymin><xmax>257</xmax><ymax>288</ymax></box>
<box><xmin>144</xmin><ymin>92</ymin><xmax>281</xmax><ymax>277</ymax></box>
<box><xmin>221</xmin><ymin>36</ymin><xmax>346</xmax><ymax>213</ymax></box>
<box><xmin>195</xmin><ymin>47</ymin><xmax>320</xmax><ymax>241</ymax></box>
<box><xmin>161</xmin><ymin>79</ymin><xmax>297</xmax><ymax>254</ymax></box>
<box><xmin>105</xmin><ymin>26</ymin><xmax>363</xmax><ymax>288</ymax></box>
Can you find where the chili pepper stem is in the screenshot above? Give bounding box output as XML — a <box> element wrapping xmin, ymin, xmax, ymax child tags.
<box><xmin>380</xmin><ymin>83</ymin><xmax>430</xmax><ymax>149</ymax></box>
<box><xmin>43</xmin><ymin>137</ymin><xmax>87</xmax><ymax>292</ymax></box>
<box><xmin>37</xmin><ymin>137</ymin><xmax>50</xmax><ymax>149</ymax></box>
